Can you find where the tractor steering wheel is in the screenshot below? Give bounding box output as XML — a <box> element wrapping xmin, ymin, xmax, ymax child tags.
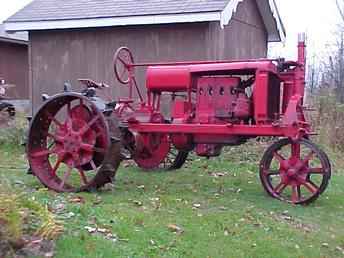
<box><xmin>113</xmin><ymin>47</ymin><xmax>134</xmax><ymax>85</ymax></box>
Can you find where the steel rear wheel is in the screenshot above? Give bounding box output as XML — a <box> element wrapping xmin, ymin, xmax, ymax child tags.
<box><xmin>27</xmin><ymin>93</ymin><xmax>121</xmax><ymax>192</ymax></box>
<box><xmin>259</xmin><ymin>138</ymin><xmax>331</xmax><ymax>205</ymax></box>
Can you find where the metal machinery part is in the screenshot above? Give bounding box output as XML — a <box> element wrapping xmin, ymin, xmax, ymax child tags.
<box><xmin>0</xmin><ymin>102</ymin><xmax>15</xmax><ymax>120</ymax></box>
<box><xmin>113</xmin><ymin>47</ymin><xmax>190</xmax><ymax>171</ymax></box>
<box><xmin>259</xmin><ymin>138</ymin><xmax>331</xmax><ymax>204</ymax></box>
<box><xmin>0</xmin><ymin>79</ymin><xmax>16</xmax><ymax>124</ymax></box>
<box><xmin>27</xmin><ymin>34</ymin><xmax>332</xmax><ymax>205</ymax></box>
<box><xmin>27</xmin><ymin>93</ymin><xmax>122</xmax><ymax>192</ymax></box>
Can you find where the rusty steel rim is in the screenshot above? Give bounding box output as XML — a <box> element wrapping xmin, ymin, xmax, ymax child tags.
<box><xmin>259</xmin><ymin>138</ymin><xmax>331</xmax><ymax>205</ymax></box>
<box><xmin>27</xmin><ymin>93</ymin><xmax>113</xmax><ymax>192</ymax></box>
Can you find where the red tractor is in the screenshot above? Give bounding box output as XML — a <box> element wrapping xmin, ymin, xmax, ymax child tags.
<box><xmin>27</xmin><ymin>35</ymin><xmax>331</xmax><ymax>205</ymax></box>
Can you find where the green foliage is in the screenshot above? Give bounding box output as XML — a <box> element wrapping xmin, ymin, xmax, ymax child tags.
<box><xmin>0</xmin><ymin>181</ymin><xmax>64</xmax><ymax>253</ymax></box>
<box><xmin>1</xmin><ymin>143</ymin><xmax>344</xmax><ymax>258</ymax></box>
<box><xmin>0</xmin><ymin>112</ymin><xmax>28</xmax><ymax>145</ymax></box>
<box><xmin>308</xmin><ymin>89</ymin><xmax>344</xmax><ymax>155</ymax></box>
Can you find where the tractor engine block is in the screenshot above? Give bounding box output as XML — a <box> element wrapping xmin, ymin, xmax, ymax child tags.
<box><xmin>194</xmin><ymin>76</ymin><xmax>251</xmax><ymax>157</ymax></box>
<box><xmin>196</xmin><ymin>76</ymin><xmax>251</xmax><ymax>123</ymax></box>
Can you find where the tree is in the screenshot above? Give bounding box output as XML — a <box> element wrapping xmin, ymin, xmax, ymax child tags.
<box><xmin>336</xmin><ymin>0</ymin><xmax>344</xmax><ymax>23</ymax></box>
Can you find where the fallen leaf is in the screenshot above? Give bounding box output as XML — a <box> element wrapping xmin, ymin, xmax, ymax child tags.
<box><xmin>167</xmin><ymin>224</ymin><xmax>184</xmax><ymax>234</ymax></box>
<box><xmin>208</xmin><ymin>172</ymin><xmax>228</xmax><ymax>178</ymax></box>
<box><xmin>193</xmin><ymin>203</ymin><xmax>201</xmax><ymax>209</ymax></box>
<box><xmin>97</xmin><ymin>228</ymin><xmax>109</xmax><ymax>233</ymax></box>
<box><xmin>322</xmin><ymin>243</ymin><xmax>329</xmax><ymax>248</ymax></box>
<box><xmin>85</xmin><ymin>226</ymin><xmax>96</xmax><ymax>233</ymax></box>
<box><xmin>69</xmin><ymin>196</ymin><xmax>85</xmax><ymax>204</ymax></box>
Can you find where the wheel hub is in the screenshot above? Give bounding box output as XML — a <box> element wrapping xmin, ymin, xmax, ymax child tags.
<box><xmin>280</xmin><ymin>160</ymin><xmax>307</xmax><ymax>186</ymax></box>
<box><xmin>55</xmin><ymin>118</ymin><xmax>96</xmax><ymax>167</ymax></box>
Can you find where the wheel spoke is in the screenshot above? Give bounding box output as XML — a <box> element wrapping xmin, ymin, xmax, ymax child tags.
<box><xmin>264</xmin><ymin>169</ymin><xmax>280</xmax><ymax>176</ymax></box>
<box><xmin>308</xmin><ymin>167</ymin><xmax>324</xmax><ymax>174</ymax></box>
<box><xmin>291</xmin><ymin>143</ymin><xmax>301</xmax><ymax>159</ymax></box>
<box><xmin>118</xmin><ymin>56</ymin><xmax>127</xmax><ymax>66</ymax></box>
<box><xmin>46</xmin><ymin>132</ymin><xmax>62</xmax><ymax>142</ymax></box>
<box><xmin>273</xmin><ymin>151</ymin><xmax>285</xmax><ymax>163</ymax></box>
<box><xmin>302</xmin><ymin>180</ymin><xmax>319</xmax><ymax>194</ymax></box>
<box><xmin>52</xmin><ymin>156</ymin><xmax>64</xmax><ymax>176</ymax></box>
<box><xmin>78</xmin><ymin>168</ymin><xmax>88</xmax><ymax>185</ymax></box>
<box><xmin>31</xmin><ymin>149</ymin><xmax>53</xmax><ymax>158</ymax></box>
<box><xmin>291</xmin><ymin>185</ymin><xmax>300</xmax><ymax>203</ymax></box>
<box><xmin>297</xmin><ymin>185</ymin><xmax>302</xmax><ymax>199</ymax></box>
<box><xmin>120</xmin><ymin>67</ymin><xmax>128</xmax><ymax>79</ymax></box>
<box><xmin>81</xmin><ymin>143</ymin><xmax>94</xmax><ymax>152</ymax></box>
<box><xmin>66</xmin><ymin>102</ymin><xmax>73</xmax><ymax>129</ymax></box>
<box><xmin>45</xmin><ymin>111</ymin><xmax>62</xmax><ymax>128</ymax></box>
<box><xmin>79</xmin><ymin>114</ymin><xmax>101</xmax><ymax>135</ymax></box>
<box><xmin>60</xmin><ymin>166</ymin><xmax>72</xmax><ymax>189</ymax></box>
<box><xmin>273</xmin><ymin>182</ymin><xmax>287</xmax><ymax>194</ymax></box>
<box><xmin>301</xmin><ymin>151</ymin><xmax>315</xmax><ymax>166</ymax></box>
<box><xmin>90</xmin><ymin>160</ymin><xmax>98</xmax><ymax>171</ymax></box>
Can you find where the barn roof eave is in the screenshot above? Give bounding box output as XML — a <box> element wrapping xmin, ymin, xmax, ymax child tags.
<box><xmin>4</xmin><ymin>11</ymin><xmax>221</xmax><ymax>32</ymax></box>
<box><xmin>0</xmin><ymin>37</ymin><xmax>28</xmax><ymax>45</ymax></box>
<box><xmin>4</xmin><ymin>0</ymin><xmax>285</xmax><ymax>43</ymax></box>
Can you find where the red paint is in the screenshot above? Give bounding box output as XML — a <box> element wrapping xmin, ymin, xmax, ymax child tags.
<box><xmin>146</xmin><ymin>67</ymin><xmax>191</xmax><ymax>92</ymax></box>
<box><xmin>111</xmin><ymin>37</ymin><xmax>312</xmax><ymax>159</ymax></box>
<box><xmin>27</xmin><ymin>35</ymin><xmax>332</xmax><ymax>205</ymax></box>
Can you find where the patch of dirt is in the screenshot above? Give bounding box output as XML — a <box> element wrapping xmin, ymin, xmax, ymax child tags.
<box><xmin>0</xmin><ymin>234</ymin><xmax>55</xmax><ymax>258</ymax></box>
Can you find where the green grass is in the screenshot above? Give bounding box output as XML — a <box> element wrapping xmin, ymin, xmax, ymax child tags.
<box><xmin>0</xmin><ymin>143</ymin><xmax>344</xmax><ymax>258</ymax></box>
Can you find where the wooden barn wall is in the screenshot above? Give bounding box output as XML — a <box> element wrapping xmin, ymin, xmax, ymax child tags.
<box><xmin>0</xmin><ymin>41</ymin><xmax>29</xmax><ymax>99</ymax></box>
<box><xmin>29</xmin><ymin>23</ymin><xmax>209</xmax><ymax>112</ymax></box>
<box><xmin>29</xmin><ymin>0</ymin><xmax>268</xmax><ymax>112</ymax></box>
<box><xmin>207</xmin><ymin>0</ymin><xmax>267</xmax><ymax>60</ymax></box>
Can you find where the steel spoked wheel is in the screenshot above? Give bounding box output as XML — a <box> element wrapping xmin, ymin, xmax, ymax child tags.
<box><xmin>259</xmin><ymin>138</ymin><xmax>331</xmax><ymax>205</ymax></box>
<box><xmin>133</xmin><ymin>133</ymin><xmax>171</xmax><ymax>170</ymax></box>
<box><xmin>113</xmin><ymin>47</ymin><xmax>134</xmax><ymax>84</ymax></box>
<box><xmin>159</xmin><ymin>147</ymin><xmax>189</xmax><ymax>171</ymax></box>
<box><xmin>27</xmin><ymin>94</ymin><xmax>113</xmax><ymax>192</ymax></box>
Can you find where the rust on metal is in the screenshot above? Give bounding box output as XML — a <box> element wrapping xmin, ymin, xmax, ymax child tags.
<box><xmin>26</xmin><ymin>35</ymin><xmax>331</xmax><ymax>205</ymax></box>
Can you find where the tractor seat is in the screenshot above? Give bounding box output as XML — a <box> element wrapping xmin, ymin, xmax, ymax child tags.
<box><xmin>146</xmin><ymin>66</ymin><xmax>191</xmax><ymax>92</ymax></box>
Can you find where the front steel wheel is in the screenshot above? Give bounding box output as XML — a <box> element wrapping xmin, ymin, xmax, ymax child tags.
<box><xmin>259</xmin><ymin>138</ymin><xmax>331</xmax><ymax>205</ymax></box>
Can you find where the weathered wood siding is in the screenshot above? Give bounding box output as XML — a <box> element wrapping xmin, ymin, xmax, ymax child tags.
<box><xmin>29</xmin><ymin>0</ymin><xmax>267</xmax><ymax>112</ymax></box>
<box><xmin>207</xmin><ymin>0</ymin><xmax>267</xmax><ymax>59</ymax></box>
<box><xmin>0</xmin><ymin>41</ymin><xmax>29</xmax><ymax>99</ymax></box>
